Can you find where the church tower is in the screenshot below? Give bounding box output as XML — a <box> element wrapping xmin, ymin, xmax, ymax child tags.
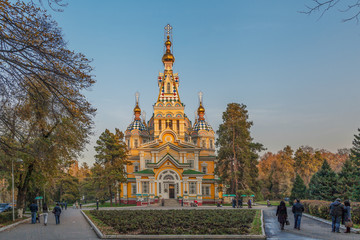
<box><xmin>121</xmin><ymin>25</ymin><xmax>219</xmax><ymax>206</ymax></box>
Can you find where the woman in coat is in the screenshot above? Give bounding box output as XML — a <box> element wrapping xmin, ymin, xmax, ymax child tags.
<box><xmin>344</xmin><ymin>200</ymin><xmax>352</xmax><ymax>233</ymax></box>
<box><xmin>276</xmin><ymin>201</ymin><xmax>288</xmax><ymax>230</ymax></box>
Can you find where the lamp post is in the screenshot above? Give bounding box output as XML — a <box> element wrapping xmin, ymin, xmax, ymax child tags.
<box><xmin>12</xmin><ymin>158</ymin><xmax>23</xmax><ymax>221</ymax></box>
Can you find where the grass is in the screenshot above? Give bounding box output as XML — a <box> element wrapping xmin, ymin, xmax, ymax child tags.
<box><xmin>0</xmin><ymin>216</ymin><xmax>29</xmax><ymax>228</ymax></box>
<box><xmin>256</xmin><ymin>200</ymin><xmax>291</xmax><ymax>207</ymax></box>
<box><xmin>249</xmin><ymin>210</ymin><xmax>262</xmax><ymax>235</ymax></box>
<box><xmin>86</xmin><ymin>203</ymin><xmax>136</xmax><ymax>208</ymax></box>
<box><xmin>85</xmin><ymin>209</ymin><xmax>262</xmax><ymax>235</ymax></box>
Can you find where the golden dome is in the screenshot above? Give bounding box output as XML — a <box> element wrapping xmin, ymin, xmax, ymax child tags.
<box><xmin>134</xmin><ymin>103</ymin><xmax>141</xmax><ymax>113</ymax></box>
<box><xmin>162</xmin><ymin>51</ymin><xmax>175</xmax><ymax>63</ymax></box>
<box><xmin>197</xmin><ymin>104</ymin><xmax>205</xmax><ymax>114</ymax></box>
<box><xmin>165</xmin><ymin>36</ymin><xmax>172</xmax><ymax>46</ymax></box>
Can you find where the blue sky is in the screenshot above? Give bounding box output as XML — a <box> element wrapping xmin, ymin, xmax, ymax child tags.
<box><xmin>46</xmin><ymin>0</ymin><xmax>359</xmax><ymax>164</ymax></box>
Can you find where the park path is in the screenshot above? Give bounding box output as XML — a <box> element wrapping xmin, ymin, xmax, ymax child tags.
<box><xmin>262</xmin><ymin>206</ymin><xmax>359</xmax><ymax>240</ymax></box>
<box><xmin>1</xmin><ymin>205</ymin><xmax>359</xmax><ymax>240</ymax></box>
<box><xmin>0</xmin><ymin>208</ymin><xmax>98</xmax><ymax>240</ymax></box>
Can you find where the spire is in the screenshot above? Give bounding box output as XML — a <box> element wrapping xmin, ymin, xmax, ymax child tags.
<box><xmin>162</xmin><ymin>24</ymin><xmax>175</xmax><ymax>67</ymax></box>
<box><xmin>197</xmin><ymin>91</ymin><xmax>205</xmax><ymax>120</ymax></box>
<box><xmin>134</xmin><ymin>92</ymin><xmax>141</xmax><ymax>120</ymax></box>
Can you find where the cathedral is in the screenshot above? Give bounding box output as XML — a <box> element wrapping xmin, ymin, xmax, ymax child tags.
<box><xmin>120</xmin><ymin>25</ymin><xmax>219</xmax><ymax>206</ymax></box>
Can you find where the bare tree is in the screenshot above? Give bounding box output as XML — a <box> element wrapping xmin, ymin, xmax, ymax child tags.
<box><xmin>302</xmin><ymin>0</ymin><xmax>360</xmax><ymax>23</ymax></box>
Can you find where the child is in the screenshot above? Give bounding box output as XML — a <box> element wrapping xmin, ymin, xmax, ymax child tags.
<box><xmin>36</xmin><ymin>212</ymin><xmax>41</xmax><ymax>223</ymax></box>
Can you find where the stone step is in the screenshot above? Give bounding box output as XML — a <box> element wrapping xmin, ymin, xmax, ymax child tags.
<box><xmin>161</xmin><ymin>199</ymin><xmax>179</xmax><ymax>207</ymax></box>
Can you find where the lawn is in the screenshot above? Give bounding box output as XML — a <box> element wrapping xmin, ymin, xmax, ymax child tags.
<box><xmin>85</xmin><ymin>209</ymin><xmax>262</xmax><ymax>235</ymax></box>
<box><xmin>86</xmin><ymin>202</ymin><xmax>136</xmax><ymax>208</ymax></box>
<box><xmin>256</xmin><ymin>200</ymin><xmax>291</xmax><ymax>207</ymax></box>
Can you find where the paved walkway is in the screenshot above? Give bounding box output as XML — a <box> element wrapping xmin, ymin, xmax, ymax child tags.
<box><xmin>0</xmin><ymin>208</ymin><xmax>98</xmax><ymax>240</ymax></box>
<box><xmin>262</xmin><ymin>206</ymin><xmax>359</xmax><ymax>240</ymax></box>
<box><xmin>1</xmin><ymin>205</ymin><xmax>359</xmax><ymax>240</ymax></box>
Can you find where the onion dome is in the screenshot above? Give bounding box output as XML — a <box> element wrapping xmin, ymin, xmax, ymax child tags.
<box><xmin>193</xmin><ymin>120</ymin><xmax>213</xmax><ymax>131</ymax></box>
<box><xmin>134</xmin><ymin>103</ymin><xmax>141</xmax><ymax>114</ymax></box>
<box><xmin>162</xmin><ymin>36</ymin><xmax>175</xmax><ymax>64</ymax></box>
<box><xmin>127</xmin><ymin>119</ymin><xmax>147</xmax><ymax>131</ymax></box>
<box><xmin>197</xmin><ymin>103</ymin><xmax>205</xmax><ymax>115</ymax></box>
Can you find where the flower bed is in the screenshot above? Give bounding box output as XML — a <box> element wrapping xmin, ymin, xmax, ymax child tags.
<box><xmin>88</xmin><ymin>209</ymin><xmax>260</xmax><ymax>235</ymax></box>
<box><xmin>302</xmin><ymin>200</ymin><xmax>360</xmax><ymax>225</ymax></box>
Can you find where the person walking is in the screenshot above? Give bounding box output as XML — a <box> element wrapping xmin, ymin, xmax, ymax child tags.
<box><xmin>343</xmin><ymin>200</ymin><xmax>352</xmax><ymax>233</ymax></box>
<box><xmin>238</xmin><ymin>198</ymin><xmax>243</xmax><ymax>208</ymax></box>
<box><xmin>276</xmin><ymin>201</ymin><xmax>288</xmax><ymax>230</ymax></box>
<box><xmin>292</xmin><ymin>199</ymin><xmax>304</xmax><ymax>230</ymax></box>
<box><xmin>42</xmin><ymin>203</ymin><xmax>49</xmax><ymax>226</ymax></box>
<box><xmin>247</xmin><ymin>199</ymin><xmax>252</xmax><ymax>208</ymax></box>
<box><xmin>29</xmin><ymin>201</ymin><xmax>38</xmax><ymax>224</ymax></box>
<box><xmin>65</xmin><ymin>201</ymin><xmax>67</xmax><ymax>210</ymax></box>
<box><xmin>232</xmin><ymin>198</ymin><xmax>236</xmax><ymax>208</ymax></box>
<box><xmin>329</xmin><ymin>198</ymin><xmax>344</xmax><ymax>233</ymax></box>
<box><xmin>53</xmin><ymin>203</ymin><xmax>62</xmax><ymax>225</ymax></box>
<box><xmin>60</xmin><ymin>201</ymin><xmax>64</xmax><ymax>210</ymax></box>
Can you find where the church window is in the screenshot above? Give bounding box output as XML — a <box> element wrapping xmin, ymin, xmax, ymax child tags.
<box><xmin>202</xmin><ymin>140</ymin><xmax>206</xmax><ymax>148</ymax></box>
<box><xmin>202</xmin><ymin>166</ymin><xmax>207</xmax><ymax>174</ymax></box>
<box><xmin>176</xmin><ymin>183</ymin><xmax>179</xmax><ymax>194</ymax></box>
<box><xmin>167</xmin><ymin>82</ymin><xmax>171</xmax><ymax>93</ymax></box>
<box><xmin>142</xmin><ymin>182</ymin><xmax>149</xmax><ymax>194</ymax></box>
<box><xmin>169</xmin><ymin>120</ymin><xmax>173</xmax><ymax>129</ymax></box>
<box><xmin>159</xmin><ymin>183</ymin><xmax>162</xmax><ymax>193</ymax></box>
<box><xmin>189</xmin><ymin>182</ymin><xmax>196</xmax><ymax>194</ymax></box>
<box><xmin>159</xmin><ymin>120</ymin><xmax>162</xmax><ymax>131</ymax></box>
<box><xmin>202</xmin><ymin>186</ymin><xmax>210</xmax><ymax>196</ymax></box>
<box><xmin>177</xmin><ymin>120</ymin><xmax>180</xmax><ymax>132</ymax></box>
<box><xmin>188</xmin><ymin>160</ymin><xmax>194</xmax><ymax>168</ymax></box>
<box><xmin>210</xmin><ymin>140</ymin><xmax>213</xmax><ymax>149</ymax></box>
<box><xmin>145</xmin><ymin>160</ymin><xmax>151</xmax><ymax>165</ymax></box>
<box><xmin>134</xmin><ymin>165</ymin><xmax>139</xmax><ymax>172</ymax></box>
<box><xmin>131</xmin><ymin>183</ymin><xmax>136</xmax><ymax>195</ymax></box>
<box><xmin>127</xmin><ymin>140</ymin><xmax>130</xmax><ymax>149</ymax></box>
<box><xmin>193</xmin><ymin>139</ymin><xmax>197</xmax><ymax>145</ymax></box>
<box><xmin>134</xmin><ymin>139</ymin><xmax>138</xmax><ymax>148</ymax></box>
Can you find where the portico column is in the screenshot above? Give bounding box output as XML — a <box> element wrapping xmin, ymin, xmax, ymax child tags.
<box><xmin>196</xmin><ymin>177</ymin><xmax>203</xmax><ymax>205</ymax></box>
<box><xmin>194</xmin><ymin>152</ymin><xmax>199</xmax><ymax>171</ymax></box>
<box><xmin>149</xmin><ymin>177</ymin><xmax>155</xmax><ymax>197</ymax></box>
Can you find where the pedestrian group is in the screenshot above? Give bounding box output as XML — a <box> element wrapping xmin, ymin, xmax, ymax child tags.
<box><xmin>275</xmin><ymin>198</ymin><xmax>353</xmax><ymax>234</ymax></box>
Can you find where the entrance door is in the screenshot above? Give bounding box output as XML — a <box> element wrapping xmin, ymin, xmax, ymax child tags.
<box><xmin>169</xmin><ymin>184</ymin><xmax>175</xmax><ymax>198</ymax></box>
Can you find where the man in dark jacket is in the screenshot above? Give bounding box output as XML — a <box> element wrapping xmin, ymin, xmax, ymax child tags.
<box><xmin>329</xmin><ymin>198</ymin><xmax>344</xmax><ymax>233</ymax></box>
<box><xmin>29</xmin><ymin>201</ymin><xmax>38</xmax><ymax>224</ymax></box>
<box><xmin>292</xmin><ymin>199</ymin><xmax>304</xmax><ymax>230</ymax></box>
<box><xmin>53</xmin><ymin>203</ymin><xmax>62</xmax><ymax>225</ymax></box>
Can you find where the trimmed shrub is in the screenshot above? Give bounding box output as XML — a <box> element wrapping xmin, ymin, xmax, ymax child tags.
<box><xmin>302</xmin><ymin>200</ymin><xmax>360</xmax><ymax>225</ymax></box>
<box><xmin>0</xmin><ymin>212</ymin><xmax>17</xmax><ymax>224</ymax></box>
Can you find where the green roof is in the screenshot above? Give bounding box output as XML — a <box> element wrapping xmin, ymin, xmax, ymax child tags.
<box><xmin>135</xmin><ymin>169</ymin><xmax>155</xmax><ymax>175</ymax></box>
<box><xmin>182</xmin><ymin>170</ymin><xmax>205</xmax><ymax>175</ymax></box>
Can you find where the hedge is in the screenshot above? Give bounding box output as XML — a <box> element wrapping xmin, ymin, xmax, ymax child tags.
<box><xmin>302</xmin><ymin>200</ymin><xmax>360</xmax><ymax>225</ymax></box>
<box><xmin>0</xmin><ymin>212</ymin><xmax>17</xmax><ymax>224</ymax></box>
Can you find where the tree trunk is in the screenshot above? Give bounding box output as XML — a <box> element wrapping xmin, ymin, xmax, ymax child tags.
<box><xmin>16</xmin><ymin>162</ymin><xmax>34</xmax><ymax>218</ymax></box>
<box><xmin>109</xmin><ymin>185</ymin><xmax>113</xmax><ymax>206</ymax></box>
<box><xmin>233</xmin><ymin>126</ymin><xmax>238</xmax><ymax>207</ymax></box>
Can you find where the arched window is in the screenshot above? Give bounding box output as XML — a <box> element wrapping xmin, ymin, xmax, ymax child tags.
<box><xmin>167</xmin><ymin>82</ymin><xmax>171</xmax><ymax>93</ymax></box>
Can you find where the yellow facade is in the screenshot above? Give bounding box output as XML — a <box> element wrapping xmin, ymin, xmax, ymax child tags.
<box><xmin>121</xmin><ymin>25</ymin><xmax>219</xmax><ymax>205</ymax></box>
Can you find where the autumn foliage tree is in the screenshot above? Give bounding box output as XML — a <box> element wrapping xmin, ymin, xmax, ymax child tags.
<box><xmin>94</xmin><ymin>129</ymin><xmax>128</xmax><ymax>206</ymax></box>
<box><xmin>216</xmin><ymin>103</ymin><xmax>264</xmax><ymax>201</ymax></box>
<box><xmin>0</xmin><ymin>0</ymin><xmax>95</xmax><ymax>215</ymax></box>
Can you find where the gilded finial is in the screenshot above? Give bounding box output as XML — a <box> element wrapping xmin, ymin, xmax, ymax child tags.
<box><xmin>133</xmin><ymin>92</ymin><xmax>141</xmax><ymax>115</ymax></box>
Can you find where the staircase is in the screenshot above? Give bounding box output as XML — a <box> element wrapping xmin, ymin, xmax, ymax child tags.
<box><xmin>163</xmin><ymin>199</ymin><xmax>179</xmax><ymax>207</ymax></box>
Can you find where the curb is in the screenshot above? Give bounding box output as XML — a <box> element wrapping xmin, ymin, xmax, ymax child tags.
<box><xmin>80</xmin><ymin>210</ymin><xmax>104</xmax><ymax>238</ymax></box>
<box><xmin>260</xmin><ymin>209</ymin><xmax>266</xmax><ymax>236</ymax></box>
<box><xmin>303</xmin><ymin>213</ymin><xmax>360</xmax><ymax>233</ymax></box>
<box><xmin>81</xmin><ymin>209</ymin><xmax>267</xmax><ymax>239</ymax></box>
<box><xmin>0</xmin><ymin>217</ymin><xmax>31</xmax><ymax>232</ymax></box>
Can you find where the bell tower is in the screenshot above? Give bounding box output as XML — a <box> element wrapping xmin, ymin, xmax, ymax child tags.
<box><xmin>153</xmin><ymin>24</ymin><xmax>191</xmax><ymax>141</ymax></box>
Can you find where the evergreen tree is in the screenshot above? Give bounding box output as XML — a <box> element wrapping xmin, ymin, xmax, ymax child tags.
<box><xmin>308</xmin><ymin>160</ymin><xmax>340</xmax><ymax>201</ymax></box>
<box><xmin>350</xmin><ymin>128</ymin><xmax>360</xmax><ymax>167</ymax></box>
<box><xmin>290</xmin><ymin>174</ymin><xmax>307</xmax><ymax>201</ymax></box>
<box><xmin>338</xmin><ymin>159</ymin><xmax>359</xmax><ymax>201</ymax></box>
<box><xmin>215</xmin><ymin>103</ymin><xmax>264</xmax><ymax>199</ymax></box>
<box><xmin>94</xmin><ymin>129</ymin><xmax>128</xmax><ymax>206</ymax></box>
